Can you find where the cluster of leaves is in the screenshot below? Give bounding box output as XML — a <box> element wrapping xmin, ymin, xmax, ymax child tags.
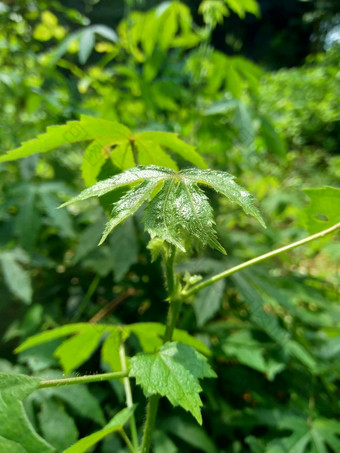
<box><xmin>0</xmin><ymin>0</ymin><xmax>340</xmax><ymax>452</ymax></box>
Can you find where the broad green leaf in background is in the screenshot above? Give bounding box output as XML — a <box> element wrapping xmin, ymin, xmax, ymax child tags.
<box><xmin>15</xmin><ymin>323</ymin><xmax>103</xmax><ymax>353</ymax></box>
<box><xmin>16</xmin><ymin>322</ymin><xmax>210</xmax><ymax>374</ymax></box>
<box><xmin>302</xmin><ymin>186</ymin><xmax>340</xmax><ymax>234</ymax></box>
<box><xmin>54</xmin><ymin>328</ymin><xmax>106</xmax><ymax>374</ymax></box>
<box><xmin>0</xmin><ymin>373</ymin><xmax>54</xmax><ymax>453</ymax></box>
<box><xmin>130</xmin><ymin>342</ymin><xmax>216</xmax><ymax>424</ymax></box>
<box><xmin>101</xmin><ymin>329</ymin><xmax>122</xmax><ymax>372</ymax></box>
<box><xmin>0</xmin><ymin>116</ymin><xmax>131</xmax><ymax>162</ymax></box>
<box><xmin>109</xmin><ymin>217</ymin><xmax>139</xmax><ymax>282</ymax></box>
<box><xmin>260</xmin><ymin>413</ymin><xmax>340</xmax><ymax>453</ymax></box>
<box><xmin>40</xmin><ymin>191</ymin><xmax>75</xmax><ymax>239</ymax></box>
<box><xmin>14</xmin><ymin>186</ymin><xmax>41</xmax><ymax>252</ymax></box>
<box><xmin>72</xmin><ymin>217</ymin><xmax>107</xmax><ymax>264</ymax></box>
<box><xmin>161</xmin><ymin>416</ymin><xmax>218</xmax><ymax>453</ymax></box>
<box><xmin>194</xmin><ymin>280</ymin><xmax>225</xmax><ymax>327</ymax></box>
<box><xmin>222</xmin><ymin>330</ymin><xmax>285</xmax><ymax>380</ymax></box>
<box><xmin>0</xmin><ymin>116</ymin><xmax>206</xmax><ymax>184</ymax></box>
<box><xmin>0</xmin><ymin>249</ymin><xmax>33</xmax><ymax>304</ymax></box>
<box><xmin>50</xmin><ymin>24</ymin><xmax>118</xmax><ymax>64</ymax></box>
<box><xmin>38</xmin><ymin>399</ymin><xmax>78</xmax><ymax>451</ymax></box>
<box><xmin>61</xmin><ymin>165</ymin><xmax>265</xmax><ymax>252</ymax></box>
<box><xmin>64</xmin><ymin>406</ymin><xmax>136</xmax><ymax>453</ymax></box>
<box><xmin>126</xmin><ymin>323</ymin><xmax>211</xmax><ymax>355</ymax></box>
<box><xmin>232</xmin><ymin>272</ymin><xmax>289</xmax><ymax>345</ymax></box>
<box><xmin>223</xmin><ymin>0</ymin><xmax>260</xmax><ymax>18</ymax></box>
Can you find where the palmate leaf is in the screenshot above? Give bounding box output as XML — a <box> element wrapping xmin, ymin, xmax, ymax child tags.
<box><xmin>129</xmin><ymin>342</ymin><xmax>216</xmax><ymax>424</ymax></box>
<box><xmin>60</xmin><ymin>165</ymin><xmax>265</xmax><ymax>253</ymax></box>
<box><xmin>0</xmin><ymin>116</ymin><xmax>206</xmax><ymax>183</ymax></box>
<box><xmin>16</xmin><ymin>322</ymin><xmax>209</xmax><ymax>374</ymax></box>
<box><xmin>253</xmin><ymin>410</ymin><xmax>340</xmax><ymax>453</ymax></box>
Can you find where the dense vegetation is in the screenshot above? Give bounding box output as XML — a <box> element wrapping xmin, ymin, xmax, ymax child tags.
<box><xmin>0</xmin><ymin>1</ymin><xmax>339</xmax><ymax>452</ymax></box>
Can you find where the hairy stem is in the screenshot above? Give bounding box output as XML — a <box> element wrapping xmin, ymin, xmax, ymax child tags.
<box><xmin>182</xmin><ymin>222</ymin><xmax>340</xmax><ymax>298</ymax></box>
<box><xmin>38</xmin><ymin>371</ymin><xmax>128</xmax><ymax>389</ymax></box>
<box><xmin>120</xmin><ymin>428</ymin><xmax>137</xmax><ymax>453</ymax></box>
<box><xmin>120</xmin><ymin>343</ymin><xmax>139</xmax><ymax>452</ymax></box>
<box><xmin>140</xmin><ymin>245</ymin><xmax>181</xmax><ymax>453</ymax></box>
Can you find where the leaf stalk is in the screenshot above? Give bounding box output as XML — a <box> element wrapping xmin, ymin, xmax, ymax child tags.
<box><xmin>120</xmin><ymin>343</ymin><xmax>139</xmax><ymax>452</ymax></box>
<box><xmin>38</xmin><ymin>371</ymin><xmax>128</xmax><ymax>388</ymax></box>
<box><xmin>182</xmin><ymin>222</ymin><xmax>340</xmax><ymax>298</ymax></box>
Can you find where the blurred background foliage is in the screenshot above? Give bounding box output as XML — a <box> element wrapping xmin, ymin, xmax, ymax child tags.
<box><xmin>0</xmin><ymin>0</ymin><xmax>340</xmax><ymax>451</ymax></box>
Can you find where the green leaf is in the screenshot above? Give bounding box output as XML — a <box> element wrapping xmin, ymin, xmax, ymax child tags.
<box><xmin>40</xmin><ymin>192</ymin><xmax>75</xmax><ymax>238</ymax></box>
<box><xmin>78</xmin><ymin>28</ymin><xmax>95</xmax><ymax>64</ymax></box>
<box><xmin>0</xmin><ymin>118</ymin><xmax>206</xmax><ymax>181</ymax></box>
<box><xmin>0</xmin><ymin>115</ymin><xmax>131</xmax><ymax>162</ymax></box>
<box><xmin>99</xmin><ymin>179</ymin><xmax>163</xmax><ymax>245</ymax></box>
<box><xmin>101</xmin><ymin>329</ymin><xmax>122</xmax><ymax>372</ymax></box>
<box><xmin>224</xmin><ymin>0</ymin><xmax>260</xmax><ymax>18</ymax></box>
<box><xmin>302</xmin><ymin>186</ymin><xmax>340</xmax><ymax>234</ymax></box>
<box><xmin>0</xmin><ymin>249</ymin><xmax>33</xmax><ymax>304</ymax></box>
<box><xmin>234</xmin><ymin>101</ymin><xmax>255</xmax><ymax>145</ymax></box>
<box><xmin>263</xmin><ymin>415</ymin><xmax>340</xmax><ymax>453</ymax></box>
<box><xmin>81</xmin><ymin>139</ymin><xmax>112</xmax><ymax>187</ymax></box>
<box><xmin>15</xmin><ymin>186</ymin><xmax>41</xmax><ymax>252</ymax></box>
<box><xmin>259</xmin><ymin>115</ymin><xmax>286</xmax><ymax>157</ymax></box>
<box><xmin>73</xmin><ymin>218</ymin><xmax>107</xmax><ymax>264</ymax></box>
<box><xmin>126</xmin><ymin>322</ymin><xmax>211</xmax><ymax>355</ymax></box>
<box><xmin>222</xmin><ymin>330</ymin><xmax>285</xmax><ymax>379</ymax></box>
<box><xmin>232</xmin><ymin>272</ymin><xmax>289</xmax><ymax>344</ymax></box>
<box><xmin>109</xmin><ymin>218</ymin><xmax>139</xmax><ymax>281</ymax></box>
<box><xmin>54</xmin><ymin>328</ymin><xmax>106</xmax><ymax>374</ymax></box>
<box><xmin>182</xmin><ymin>168</ymin><xmax>266</xmax><ymax>227</ymax></box>
<box><xmin>130</xmin><ymin>342</ymin><xmax>216</xmax><ymax>424</ymax></box>
<box><xmin>136</xmin><ymin>138</ymin><xmax>179</xmax><ymax>169</ymax></box>
<box><xmin>16</xmin><ymin>323</ymin><xmax>107</xmax><ymax>353</ymax></box>
<box><xmin>162</xmin><ymin>416</ymin><xmax>218</xmax><ymax>453</ymax></box>
<box><xmin>38</xmin><ymin>399</ymin><xmax>78</xmax><ymax>451</ymax></box>
<box><xmin>194</xmin><ymin>279</ymin><xmax>225</xmax><ymax>327</ymax></box>
<box><xmin>134</xmin><ymin>132</ymin><xmax>207</xmax><ymax>168</ymax></box>
<box><xmin>61</xmin><ymin>166</ymin><xmax>264</xmax><ymax>252</ymax></box>
<box><xmin>0</xmin><ymin>373</ymin><xmax>54</xmax><ymax>453</ymax></box>
<box><xmin>64</xmin><ymin>406</ymin><xmax>135</xmax><ymax>453</ymax></box>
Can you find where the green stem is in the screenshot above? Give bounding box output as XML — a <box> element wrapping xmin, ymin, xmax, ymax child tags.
<box><xmin>120</xmin><ymin>428</ymin><xmax>137</xmax><ymax>453</ymax></box>
<box><xmin>74</xmin><ymin>274</ymin><xmax>100</xmax><ymax>321</ymax></box>
<box><xmin>120</xmin><ymin>343</ymin><xmax>139</xmax><ymax>452</ymax></box>
<box><xmin>130</xmin><ymin>139</ymin><xmax>139</xmax><ymax>166</ymax></box>
<box><xmin>140</xmin><ymin>394</ymin><xmax>160</xmax><ymax>453</ymax></box>
<box><xmin>182</xmin><ymin>222</ymin><xmax>340</xmax><ymax>298</ymax></box>
<box><xmin>140</xmin><ymin>246</ymin><xmax>182</xmax><ymax>453</ymax></box>
<box><xmin>38</xmin><ymin>371</ymin><xmax>128</xmax><ymax>389</ymax></box>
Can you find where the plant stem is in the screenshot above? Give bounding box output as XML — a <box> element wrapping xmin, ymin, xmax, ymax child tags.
<box><xmin>120</xmin><ymin>428</ymin><xmax>137</xmax><ymax>453</ymax></box>
<box><xmin>140</xmin><ymin>245</ymin><xmax>182</xmax><ymax>453</ymax></box>
<box><xmin>182</xmin><ymin>222</ymin><xmax>340</xmax><ymax>298</ymax></box>
<box><xmin>38</xmin><ymin>371</ymin><xmax>128</xmax><ymax>389</ymax></box>
<box><xmin>120</xmin><ymin>343</ymin><xmax>139</xmax><ymax>452</ymax></box>
<box><xmin>130</xmin><ymin>139</ymin><xmax>139</xmax><ymax>166</ymax></box>
<box><xmin>74</xmin><ymin>274</ymin><xmax>100</xmax><ymax>321</ymax></box>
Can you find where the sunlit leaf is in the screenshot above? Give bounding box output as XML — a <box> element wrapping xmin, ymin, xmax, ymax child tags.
<box><xmin>303</xmin><ymin>186</ymin><xmax>340</xmax><ymax>234</ymax></box>
<box><xmin>61</xmin><ymin>165</ymin><xmax>264</xmax><ymax>252</ymax></box>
